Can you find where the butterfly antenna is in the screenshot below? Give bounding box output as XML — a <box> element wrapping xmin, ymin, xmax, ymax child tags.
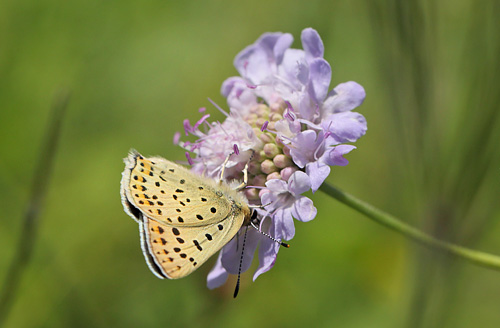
<box><xmin>234</xmin><ymin>226</ymin><xmax>249</xmax><ymax>298</ymax></box>
<box><xmin>250</xmin><ymin>221</ymin><xmax>290</xmax><ymax>248</ymax></box>
<box><xmin>248</xmin><ymin>202</ymin><xmax>272</xmax><ymax>209</ymax></box>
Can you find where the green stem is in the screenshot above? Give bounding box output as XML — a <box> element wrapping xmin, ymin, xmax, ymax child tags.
<box><xmin>319</xmin><ymin>182</ymin><xmax>500</xmax><ymax>271</ymax></box>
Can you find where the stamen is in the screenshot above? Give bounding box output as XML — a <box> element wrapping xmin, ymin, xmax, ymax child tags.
<box><xmin>203</xmin><ymin>120</ymin><xmax>212</xmax><ymax>129</ymax></box>
<box><xmin>193</xmin><ymin>114</ymin><xmax>211</xmax><ymax>130</ymax></box>
<box><xmin>284</xmin><ymin>111</ymin><xmax>296</xmax><ymax>122</ymax></box>
<box><xmin>246</xmin><ymin>185</ymin><xmax>266</xmax><ymax>189</ymax></box>
<box><xmin>261</xmin><ymin>121</ymin><xmax>269</xmax><ymax>131</ymax></box>
<box><xmin>185</xmin><ymin>152</ymin><xmax>194</xmax><ymax>165</ymax></box>
<box><xmin>183</xmin><ymin>119</ymin><xmax>192</xmax><ymax>136</ymax></box>
<box><xmin>263</xmin><ymin>127</ymin><xmax>279</xmax><ymax>135</ymax></box>
<box><xmin>181</xmin><ymin>141</ymin><xmax>193</xmax><ymax>151</ymax></box>
<box><xmin>313</xmin><ymin>132</ymin><xmax>327</xmax><ymax>161</ymax></box>
<box><xmin>280</xmin><ymin>135</ymin><xmax>294</xmax><ymax>143</ymax></box>
<box><xmin>315</xmin><ymin>103</ymin><xmax>320</xmax><ymax>114</ymax></box>
<box><xmin>189</xmin><ymin>143</ymin><xmax>201</xmax><ymax>152</ymax></box>
<box><xmin>173</xmin><ymin>132</ymin><xmax>181</xmax><ymax>145</ymax></box>
<box><xmin>297</xmin><ymin>118</ymin><xmax>321</xmax><ymax>130</ymax></box>
<box><xmin>217</xmin><ymin>121</ymin><xmax>231</xmax><ymax>137</ymax></box>
<box><xmin>233</xmin><ymin>144</ymin><xmax>240</xmax><ymax>155</ymax></box>
<box><xmin>207</xmin><ymin>98</ymin><xmax>229</xmax><ymax>117</ymax></box>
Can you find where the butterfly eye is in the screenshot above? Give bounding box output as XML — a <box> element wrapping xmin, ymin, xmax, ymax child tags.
<box><xmin>251</xmin><ymin>209</ymin><xmax>258</xmax><ymax>221</ymax></box>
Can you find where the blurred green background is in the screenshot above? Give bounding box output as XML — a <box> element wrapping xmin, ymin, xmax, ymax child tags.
<box><xmin>1</xmin><ymin>0</ymin><xmax>500</xmax><ymax>327</ymax></box>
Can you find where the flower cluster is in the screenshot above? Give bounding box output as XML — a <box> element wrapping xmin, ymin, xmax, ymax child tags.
<box><xmin>178</xmin><ymin>28</ymin><xmax>367</xmax><ymax>288</ymax></box>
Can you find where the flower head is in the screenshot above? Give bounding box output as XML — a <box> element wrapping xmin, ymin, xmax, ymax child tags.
<box><xmin>178</xmin><ymin>28</ymin><xmax>367</xmax><ymax>288</ymax></box>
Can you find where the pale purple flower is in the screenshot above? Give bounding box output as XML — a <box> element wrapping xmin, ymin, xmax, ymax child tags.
<box><xmin>181</xmin><ymin>115</ymin><xmax>262</xmax><ymax>179</ymax></box>
<box><xmin>177</xmin><ymin>28</ymin><xmax>367</xmax><ymax>290</ymax></box>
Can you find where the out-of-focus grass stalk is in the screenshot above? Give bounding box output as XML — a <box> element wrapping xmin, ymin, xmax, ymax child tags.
<box><xmin>320</xmin><ymin>183</ymin><xmax>500</xmax><ymax>270</ymax></box>
<box><xmin>0</xmin><ymin>90</ymin><xmax>70</xmax><ymax>326</ymax></box>
<box><xmin>442</xmin><ymin>1</ymin><xmax>500</xmax><ymax>242</ymax></box>
<box><xmin>368</xmin><ymin>0</ymin><xmax>500</xmax><ymax>327</ymax></box>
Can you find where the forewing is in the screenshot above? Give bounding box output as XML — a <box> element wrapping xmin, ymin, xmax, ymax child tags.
<box><xmin>121</xmin><ymin>150</ymin><xmax>232</xmax><ymax>227</ymax></box>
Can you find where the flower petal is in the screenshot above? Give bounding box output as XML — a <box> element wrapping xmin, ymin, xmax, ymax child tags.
<box><xmin>275</xmin><ymin>118</ymin><xmax>301</xmax><ymax>141</ymax></box>
<box><xmin>305</xmin><ymin>161</ymin><xmax>331</xmax><ymax>193</ymax></box>
<box><xmin>287</xmin><ymin>170</ymin><xmax>311</xmax><ymax>195</ymax></box>
<box><xmin>222</xmin><ymin>77</ymin><xmax>258</xmax><ymax>113</ymax></box>
<box><xmin>289</xmin><ymin>130</ymin><xmax>318</xmax><ymax>168</ymax></box>
<box><xmin>234</xmin><ymin>47</ymin><xmax>270</xmax><ymax>84</ymax></box>
<box><xmin>256</xmin><ymin>32</ymin><xmax>284</xmax><ymax>57</ymax></box>
<box><xmin>274</xmin><ymin>33</ymin><xmax>294</xmax><ymax>65</ymax></box>
<box><xmin>273</xmin><ymin>207</ymin><xmax>295</xmax><ymax>240</ymax></box>
<box><xmin>323</xmin><ymin>81</ymin><xmax>366</xmax><ymax>114</ymax></box>
<box><xmin>308</xmin><ymin>58</ymin><xmax>331</xmax><ymax>103</ymax></box>
<box><xmin>297</xmin><ymin>93</ymin><xmax>316</xmax><ymax>121</ymax></box>
<box><xmin>280</xmin><ymin>48</ymin><xmax>308</xmax><ymax>87</ymax></box>
<box><xmin>207</xmin><ymin>252</ymin><xmax>229</xmax><ymax>289</ymax></box>
<box><xmin>221</xmin><ymin>77</ymin><xmax>242</xmax><ymax>97</ymax></box>
<box><xmin>322</xmin><ymin>111</ymin><xmax>367</xmax><ymax>143</ymax></box>
<box><xmin>253</xmin><ymin>235</ymin><xmax>279</xmax><ymax>281</ymax></box>
<box><xmin>291</xmin><ymin>196</ymin><xmax>317</xmax><ymax>222</ymax></box>
<box><xmin>221</xmin><ymin>228</ymin><xmax>260</xmax><ymax>275</ymax></box>
<box><xmin>325</xmin><ymin>144</ymin><xmax>356</xmax><ymax>166</ymax></box>
<box><xmin>265</xmin><ymin>178</ymin><xmax>288</xmax><ymax>193</ymax></box>
<box><xmin>301</xmin><ymin>28</ymin><xmax>324</xmax><ymax>59</ymax></box>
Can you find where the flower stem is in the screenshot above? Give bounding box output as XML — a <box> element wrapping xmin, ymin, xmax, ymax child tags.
<box><xmin>319</xmin><ymin>182</ymin><xmax>500</xmax><ymax>271</ymax></box>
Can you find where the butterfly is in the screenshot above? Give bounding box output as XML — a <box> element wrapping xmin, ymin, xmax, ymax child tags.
<box><xmin>120</xmin><ymin>149</ymin><xmax>253</xmax><ymax>279</ymax></box>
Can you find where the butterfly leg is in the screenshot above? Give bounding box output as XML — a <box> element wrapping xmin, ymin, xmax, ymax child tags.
<box><xmin>219</xmin><ymin>153</ymin><xmax>232</xmax><ymax>184</ymax></box>
<box><xmin>235</xmin><ymin>162</ymin><xmax>248</xmax><ymax>191</ymax></box>
<box><xmin>219</xmin><ymin>150</ymin><xmax>250</xmax><ymax>190</ymax></box>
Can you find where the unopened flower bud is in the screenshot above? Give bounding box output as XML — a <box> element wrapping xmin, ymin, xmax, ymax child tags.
<box><xmin>252</xmin><ymin>127</ymin><xmax>262</xmax><ymax>137</ymax></box>
<box><xmin>280</xmin><ymin>167</ymin><xmax>297</xmax><ymax>181</ymax></box>
<box><xmin>259</xmin><ymin>188</ymin><xmax>270</xmax><ymax>199</ymax></box>
<box><xmin>244</xmin><ymin>188</ymin><xmax>260</xmax><ymax>201</ymax></box>
<box><xmin>261</xmin><ymin>159</ymin><xmax>277</xmax><ymax>174</ymax></box>
<box><xmin>275</xmin><ymin>135</ymin><xmax>284</xmax><ymax>146</ymax></box>
<box><xmin>245</xmin><ymin>113</ymin><xmax>258</xmax><ymax>123</ymax></box>
<box><xmin>269</xmin><ymin>113</ymin><xmax>283</xmax><ymax>122</ymax></box>
<box><xmin>248</xmin><ymin>161</ymin><xmax>261</xmax><ymax>175</ymax></box>
<box><xmin>256</xmin><ymin>117</ymin><xmax>267</xmax><ymax>128</ymax></box>
<box><xmin>273</xmin><ymin>154</ymin><xmax>292</xmax><ymax>168</ymax></box>
<box><xmin>270</xmin><ymin>102</ymin><xmax>283</xmax><ymax>113</ymax></box>
<box><xmin>282</xmin><ymin>145</ymin><xmax>291</xmax><ymax>157</ymax></box>
<box><xmin>266</xmin><ymin>172</ymin><xmax>281</xmax><ymax>180</ymax></box>
<box><xmin>252</xmin><ymin>174</ymin><xmax>267</xmax><ymax>186</ymax></box>
<box><xmin>259</xmin><ymin>133</ymin><xmax>273</xmax><ymax>143</ymax></box>
<box><xmin>255</xmin><ymin>104</ymin><xmax>269</xmax><ymax>117</ymax></box>
<box><xmin>263</xmin><ymin>143</ymin><xmax>279</xmax><ymax>158</ymax></box>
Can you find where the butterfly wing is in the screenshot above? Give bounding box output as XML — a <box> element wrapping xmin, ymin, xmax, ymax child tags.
<box><xmin>121</xmin><ymin>150</ymin><xmax>234</xmax><ymax>227</ymax></box>
<box><xmin>141</xmin><ymin>213</ymin><xmax>245</xmax><ymax>279</ymax></box>
<box><xmin>121</xmin><ymin>150</ymin><xmax>250</xmax><ymax>279</ymax></box>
